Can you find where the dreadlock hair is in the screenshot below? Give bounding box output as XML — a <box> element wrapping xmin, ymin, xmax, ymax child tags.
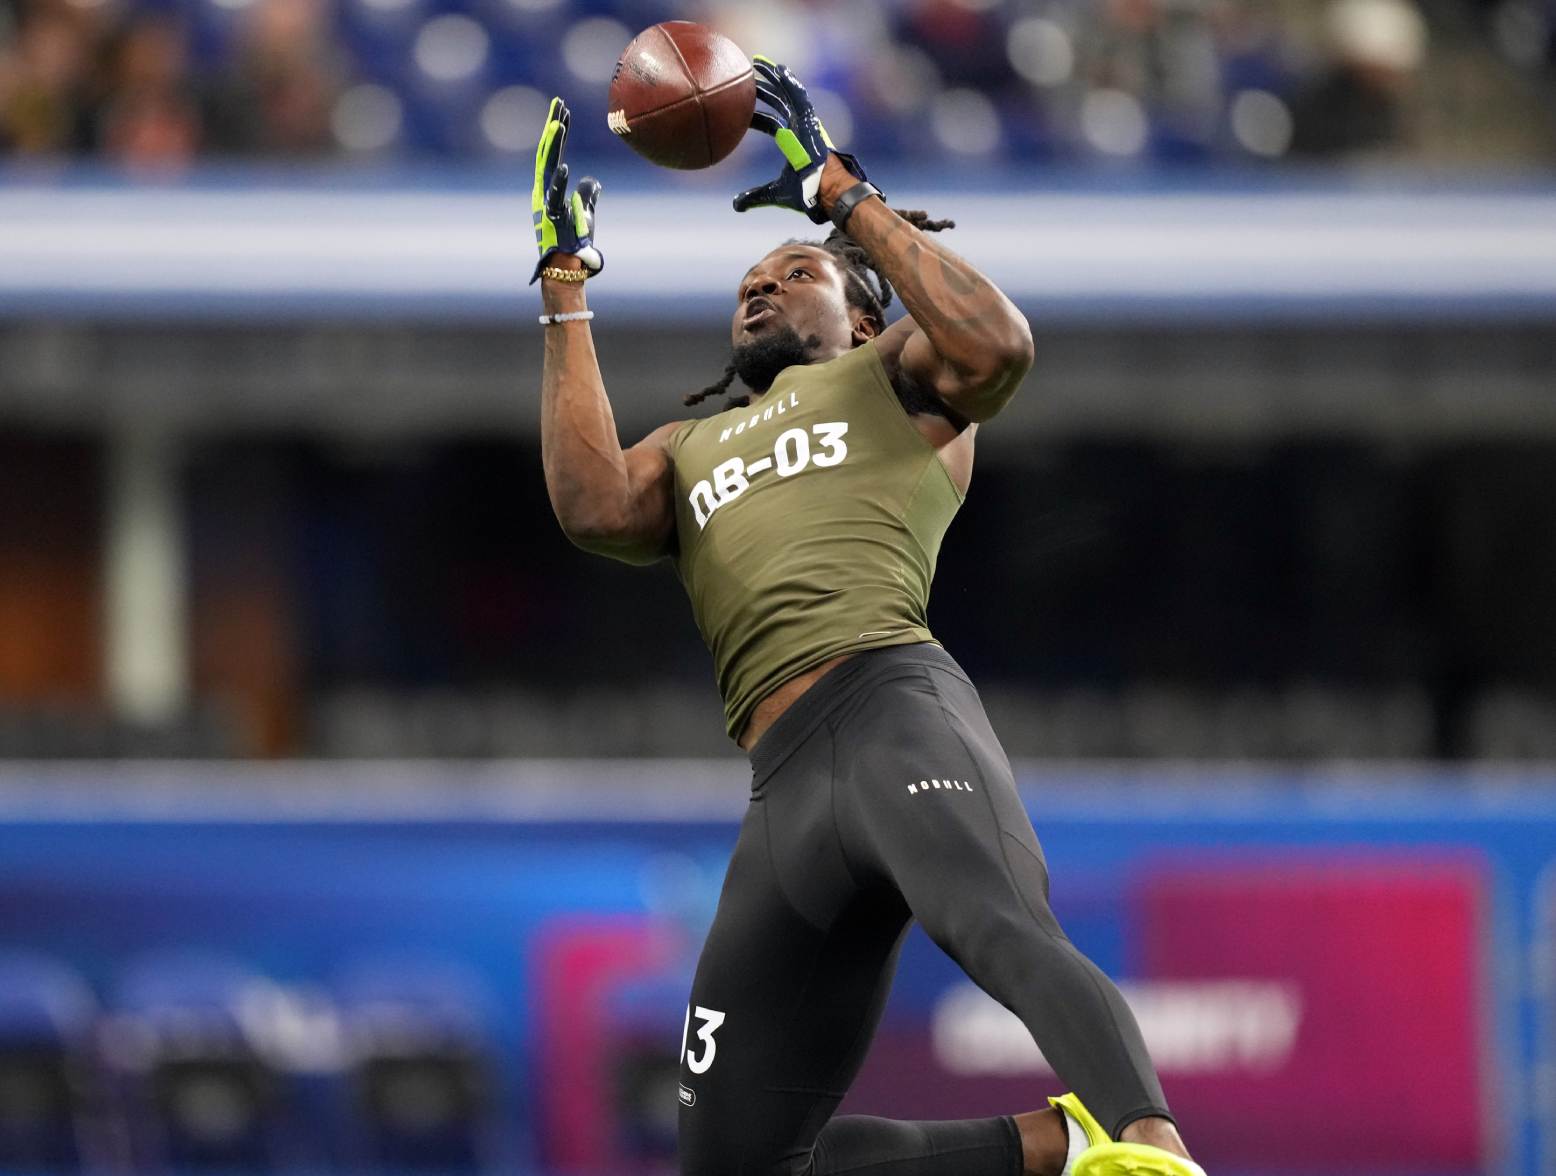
<box><xmin>684</xmin><ymin>209</ymin><xmax>956</xmax><ymax>409</ymax></box>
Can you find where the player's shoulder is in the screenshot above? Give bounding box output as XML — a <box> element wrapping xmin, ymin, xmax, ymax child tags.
<box><xmin>863</xmin><ymin>319</ymin><xmax>926</xmax><ymax>403</ymax></box>
<box><xmin>855</xmin><ymin>324</ymin><xmax>971</xmax><ymax>431</ymax></box>
<box><xmin>868</xmin><ymin>316</ymin><xmax>918</xmax><ymax>371</ymax></box>
<box><xmin>639</xmin><ymin>418</ymin><xmax>694</xmax><ymax>450</ymax></box>
<box><xmin>626</xmin><ymin>420</ymin><xmax>696</xmax><ymax>473</ymax></box>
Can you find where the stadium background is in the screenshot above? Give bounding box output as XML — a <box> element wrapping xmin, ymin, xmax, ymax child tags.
<box><xmin>2</xmin><ymin>0</ymin><xmax>1555</xmax><ymax>1173</ymax></box>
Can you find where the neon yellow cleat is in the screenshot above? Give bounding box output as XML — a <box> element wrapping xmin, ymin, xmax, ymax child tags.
<box><xmin>1050</xmin><ymin>1092</ymin><xmax>1208</xmax><ymax>1176</ymax></box>
<box><xmin>1072</xmin><ymin>1142</ymin><xmax>1207</xmax><ymax>1176</ymax></box>
<box><xmin>1049</xmin><ymin>1092</ymin><xmax>1110</xmax><ymax>1150</ymax></box>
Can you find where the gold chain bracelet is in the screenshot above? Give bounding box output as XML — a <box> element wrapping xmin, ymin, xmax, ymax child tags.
<box><xmin>540</xmin><ymin>266</ymin><xmax>589</xmax><ymax>284</ymax></box>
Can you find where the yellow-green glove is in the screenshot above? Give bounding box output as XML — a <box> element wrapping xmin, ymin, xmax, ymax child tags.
<box><xmin>532</xmin><ymin>97</ymin><xmax>602</xmax><ymax>283</ymax></box>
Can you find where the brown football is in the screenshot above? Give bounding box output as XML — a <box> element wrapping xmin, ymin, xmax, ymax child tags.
<box><xmin>606</xmin><ymin>21</ymin><xmax>755</xmax><ymax>170</ymax></box>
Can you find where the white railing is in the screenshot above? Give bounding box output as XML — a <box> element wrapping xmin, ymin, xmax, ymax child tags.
<box><xmin>3</xmin><ymin>172</ymin><xmax>1554</xmax><ymax>320</ymax></box>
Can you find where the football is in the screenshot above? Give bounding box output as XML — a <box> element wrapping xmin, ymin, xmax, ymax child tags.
<box><xmin>606</xmin><ymin>21</ymin><xmax>755</xmax><ymax>170</ymax></box>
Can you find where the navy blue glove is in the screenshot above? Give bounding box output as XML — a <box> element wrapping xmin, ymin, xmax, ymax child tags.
<box><xmin>734</xmin><ymin>57</ymin><xmax>870</xmax><ymax>225</ymax></box>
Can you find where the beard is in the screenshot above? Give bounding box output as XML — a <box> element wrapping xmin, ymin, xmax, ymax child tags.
<box><xmin>731</xmin><ymin>325</ymin><xmax>822</xmax><ymax>393</ymax></box>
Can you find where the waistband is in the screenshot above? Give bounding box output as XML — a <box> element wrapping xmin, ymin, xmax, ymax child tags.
<box><xmin>748</xmin><ymin>642</ymin><xmax>972</xmax><ymax>790</ymax></box>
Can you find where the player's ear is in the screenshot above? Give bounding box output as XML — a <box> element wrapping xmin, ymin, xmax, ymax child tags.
<box><xmin>849</xmin><ymin>309</ymin><xmax>879</xmax><ymax>346</ymax></box>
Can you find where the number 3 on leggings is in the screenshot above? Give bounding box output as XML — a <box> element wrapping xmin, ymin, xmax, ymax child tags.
<box><xmin>681</xmin><ymin>1004</ymin><xmax>726</xmax><ymax>1075</ymax></box>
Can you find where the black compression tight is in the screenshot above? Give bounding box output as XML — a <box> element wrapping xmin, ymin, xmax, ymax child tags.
<box><xmin>678</xmin><ymin>645</ymin><xmax>1170</xmax><ymax>1176</ymax></box>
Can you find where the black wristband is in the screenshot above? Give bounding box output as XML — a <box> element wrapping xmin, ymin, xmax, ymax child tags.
<box><xmin>828</xmin><ymin>180</ymin><xmax>883</xmax><ymax>231</ymax></box>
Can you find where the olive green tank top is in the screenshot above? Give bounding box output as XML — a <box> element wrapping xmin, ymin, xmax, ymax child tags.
<box><xmin>666</xmin><ymin>340</ymin><xmax>965</xmax><ymax>741</ymax></box>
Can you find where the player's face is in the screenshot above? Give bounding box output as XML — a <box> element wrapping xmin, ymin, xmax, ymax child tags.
<box><xmin>732</xmin><ymin>245</ymin><xmax>863</xmax><ymax>360</ymax></box>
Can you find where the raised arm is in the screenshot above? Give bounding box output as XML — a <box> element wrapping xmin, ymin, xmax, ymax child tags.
<box><xmin>733</xmin><ymin>59</ymin><xmax>1034</xmax><ymax>425</ymax></box>
<box><xmin>540</xmin><ymin>271</ymin><xmax>680</xmax><ymax>565</ymax></box>
<box><xmin>823</xmin><ymin>157</ymin><xmax>1033</xmax><ymax>424</ymax></box>
<box><xmin>532</xmin><ymin>98</ymin><xmax>680</xmax><ymax>566</ymax></box>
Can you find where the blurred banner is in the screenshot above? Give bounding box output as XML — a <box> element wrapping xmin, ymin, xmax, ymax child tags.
<box><xmin>0</xmin><ymin>763</ymin><xmax>1546</xmax><ymax>1175</ymax></box>
<box><xmin>852</xmin><ymin>856</ymin><xmax>1488</xmax><ymax>1174</ymax></box>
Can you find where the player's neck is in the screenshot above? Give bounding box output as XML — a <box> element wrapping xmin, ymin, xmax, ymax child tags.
<box><xmin>747</xmin><ymin>350</ymin><xmax>841</xmax><ymax>405</ymax></box>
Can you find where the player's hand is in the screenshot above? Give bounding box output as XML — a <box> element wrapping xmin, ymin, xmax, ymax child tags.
<box><xmin>734</xmin><ymin>57</ymin><xmax>871</xmax><ymax>224</ymax></box>
<box><xmin>531</xmin><ymin>97</ymin><xmax>603</xmax><ymax>283</ymax></box>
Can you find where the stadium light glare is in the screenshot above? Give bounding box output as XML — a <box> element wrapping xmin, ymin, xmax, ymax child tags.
<box><xmin>1008</xmin><ymin>16</ymin><xmax>1075</xmax><ymax>89</ymax></box>
<box><xmin>931</xmin><ymin>88</ymin><xmax>1001</xmax><ymax>156</ymax></box>
<box><xmin>1081</xmin><ymin>88</ymin><xmax>1149</xmax><ymax>157</ymax></box>
<box><xmin>1230</xmin><ymin>90</ymin><xmax>1294</xmax><ymax>159</ymax></box>
<box><xmin>561</xmin><ymin>16</ymin><xmax>632</xmax><ymax>86</ymax></box>
<box><xmin>414</xmin><ymin>14</ymin><xmax>491</xmax><ymax>84</ymax></box>
<box><xmin>331</xmin><ymin>84</ymin><xmax>404</xmax><ymax>153</ymax></box>
<box><xmin>481</xmin><ymin>86</ymin><xmax>549</xmax><ymax>154</ymax></box>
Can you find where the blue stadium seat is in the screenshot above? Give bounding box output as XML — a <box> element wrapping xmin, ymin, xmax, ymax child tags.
<box><xmin>330</xmin><ymin>955</ymin><xmax>503</xmax><ymax>1172</ymax></box>
<box><xmin>107</xmin><ymin>951</ymin><xmax>299</xmax><ymax>1172</ymax></box>
<box><xmin>0</xmin><ymin>951</ymin><xmax>100</xmax><ymax>1172</ymax></box>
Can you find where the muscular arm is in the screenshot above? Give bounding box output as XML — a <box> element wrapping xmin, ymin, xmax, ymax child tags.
<box><xmin>820</xmin><ymin>160</ymin><xmax>1034</xmax><ymax>424</ymax></box>
<box><xmin>540</xmin><ymin>268</ymin><xmax>680</xmax><ymax>565</ymax></box>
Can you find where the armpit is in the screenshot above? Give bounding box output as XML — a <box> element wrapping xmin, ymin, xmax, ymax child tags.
<box><xmin>893</xmin><ymin>369</ymin><xmax>970</xmax><ymax>432</ymax></box>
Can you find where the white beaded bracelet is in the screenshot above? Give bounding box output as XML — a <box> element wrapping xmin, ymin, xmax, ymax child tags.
<box><xmin>539</xmin><ymin>310</ymin><xmax>595</xmax><ymax>325</ymax></box>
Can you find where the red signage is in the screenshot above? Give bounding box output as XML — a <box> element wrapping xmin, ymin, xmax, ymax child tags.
<box><xmin>1131</xmin><ymin>854</ymin><xmax>1491</xmax><ymax>1173</ymax></box>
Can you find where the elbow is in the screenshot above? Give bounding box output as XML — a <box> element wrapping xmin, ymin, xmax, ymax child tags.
<box><xmin>978</xmin><ymin>317</ymin><xmax>1036</xmax><ymax>384</ymax></box>
<box><xmin>560</xmin><ymin>522</ymin><xmax>608</xmax><ymax>553</ymax></box>
<box><xmin>560</xmin><ymin>517</ymin><xmax>630</xmax><ymax>561</ymax></box>
<box><xmin>560</xmin><ymin>520</ymin><xmax>625</xmax><ymax>556</ymax></box>
<box><xmin>556</xmin><ymin>508</ymin><xmax>665</xmax><ymax>566</ymax></box>
<box><xmin>987</xmin><ymin>316</ymin><xmax>1035</xmax><ymax>401</ymax></box>
<box><xmin>948</xmin><ymin>319</ymin><xmax>1034</xmax><ymax>424</ymax></box>
<box><xmin>553</xmin><ymin>500</ymin><xmax>623</xmax><ymax>548</ymax></box>
<box><xmin>999</xmin><ymin>313</ymin><xmax>1035</xmax><ymax>381</ymax></box>
<box><xmin>967</xmin><ymin>317</ymin><xmax>1034</xmax><ymax>388</ymax></box>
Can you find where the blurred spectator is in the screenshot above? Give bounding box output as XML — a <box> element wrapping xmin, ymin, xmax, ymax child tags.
<box><xmin>1472</xmin><ymin>0</ymin><xmax>1556</xmax><ymax>71</ymax></box>
<box><xmin>206</xmin><ymin>0</ymin><xmax>342</xmax><ymax>156</ymax></box>
<box><xmin>1071</xmin><ymin>0</ymin><xmax>1227</xmax><ymax>160</ymax></box>
<box><xmin>1289</xmin><ymin>0</ymin><xmax>1428</xmax><ymax>156</ymax></box>
<box><xmin>904</xmin><ymin>0</ymin><xmax>1013</xmax><ymax>90</ymax></box>
<box><xmin>0</xmin><ymin>0</ymin><xmax>101</xmax><ymax>154</ymax></box>
<box><xmin>0</xmin><ymin>0</ymin><xmax>1545</xmax><ymax>167</ymax></box>
<box><xmin>95</xmin><ymin>14</ymin><xmax>201</xmax><ymax>169</ymax></box>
